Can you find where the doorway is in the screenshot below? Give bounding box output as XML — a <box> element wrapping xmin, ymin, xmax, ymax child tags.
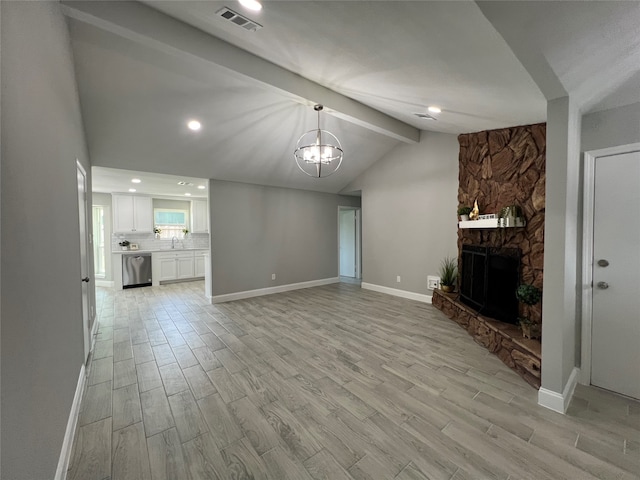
<box><xmin>77</xmin><ymin>161</ymin><xmax>93</xmax><ymax>363</ymax></box>
<box><xmin>581</xmin><ymin>145</ymin><xmax>640</xmax><ymax>400</ymax></box>
<box><xmin>339</xmin><ymin>207</ymin><xmax>361</xmax><ymax>280</ymax></box>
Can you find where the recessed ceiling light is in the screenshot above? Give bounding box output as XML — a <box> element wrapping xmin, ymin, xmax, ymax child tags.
<box><xmin>131</xmin><ymin>178</ymin><xmax>141</xmax><ymax>184</ymax></box>
<box><xmin>129</xmin><ymin>188</ymin><xmax>136</xmax><ymax>192</ymax></box>
<box><xmin>428</xmin><ymin>106</ymin><xmax>442</xmax><ymax>114</ymax></box>
<box><xmin>239</xmin><ymin>0</ymin><xmax>262</xmax><ymax>11</ymax></box>
<box><xmin>197</xmin><ymin>185</ymin><xmax>206</xmax><ymax>190</ymax></box>
<box><xmin>187</xmin><ymin>120</ymin><xmax>201</xmax><ymax>131</ymax></box>
<box><xmin>184</xmin><ymin>193</ymin><xmax>192</xmax><ymax>197</ymax></box>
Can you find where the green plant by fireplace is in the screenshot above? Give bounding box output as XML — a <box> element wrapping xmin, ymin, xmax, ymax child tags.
<box><xmin>516</xmin><ymin>284</ymin><xmax>542</xmax><ymax>339</ymax></box>
<box><xmin>457</xmin><ymin>206</ymin><xmax>472</xmax><ymax>221</ymax></box>
<box><xmin>439</xmin><ymin>256</ymin><xmax>458</xmax><ymax>293</ymax></box>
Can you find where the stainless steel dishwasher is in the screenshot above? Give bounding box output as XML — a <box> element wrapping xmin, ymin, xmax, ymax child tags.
<box><xmin>122</xmin><ymin>253</ymin><xmax>152</xmax><ymax>288</ymax></box>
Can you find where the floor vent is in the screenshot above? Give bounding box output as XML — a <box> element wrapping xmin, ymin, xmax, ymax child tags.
<box><xmin>414</xmin><ymin>112</ymin><xmax>437</xmax><ymax>120</ymax></box>
<box><xmin>216</xmin><ymin>7</ymin><xmax>262</xmax><ymax>32</ymax></box>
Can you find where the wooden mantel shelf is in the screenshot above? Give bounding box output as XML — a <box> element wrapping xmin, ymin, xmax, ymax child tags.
<box><xmin>432</xmin><ymin>289</ymin><xmax>541</xmax><ymax>389</ymax></box>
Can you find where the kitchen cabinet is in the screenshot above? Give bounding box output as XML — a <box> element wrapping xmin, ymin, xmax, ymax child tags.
<box><xmin>158</xmin><ymin>255</ymin><xmax>178</xmax><ymax>282</ymax></box>
<box><xmin>191</xmin><ymin>199</ymin><xmax>209</xmax><ymax>233</ymax></box>
<box><xmin>194</xmin><ymin>251</ymin><xmax>206</xmax><ymax>277</ymax></box>
<box><xmin>177</xmin><ymin>255</ymin><xmax>195</xmax><ymax>279</ymax></box>
<box><xmin>156</xmin><ymin>250</ymin><xmax>207</xmax><ymax>282</ymax></box>
<box><xmin>113</xmin><ymin>194</ymin><xmax>153</xmax><ymax>233</ymax></box>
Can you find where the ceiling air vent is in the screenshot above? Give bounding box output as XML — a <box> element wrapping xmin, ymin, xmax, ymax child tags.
<box><xmin>216</xmin><ymin>7</ymin><xmax>262</xmax><ymax>32</ymax></box>
<box><xmin>414</xmin><ymin>112</ymin><xmax>437</xmax><ymax>121</ymax></box>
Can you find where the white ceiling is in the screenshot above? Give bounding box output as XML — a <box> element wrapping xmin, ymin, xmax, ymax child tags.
<box><xmin>64</xmin><ymin>1</ymin><xmax>639</xmax><ymax>195</ymax></box>
<box><xmin>92</xmin><ymin>166</ymin><xmax>208</xmax><ymax>198</ymax></box>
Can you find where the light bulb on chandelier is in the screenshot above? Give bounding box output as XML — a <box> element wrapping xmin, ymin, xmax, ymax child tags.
<box><xmin>294</xmin><ymin>105</ymin><xmax>344</xmax><ymax>178</ymax></box>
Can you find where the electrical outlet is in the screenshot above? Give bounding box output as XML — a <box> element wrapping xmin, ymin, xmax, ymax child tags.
<box><xmin>396</xmin><ymin>275</ymin><xmax>401</xmax><ymax>283</ymax></box>
<box><xmin>427</xmin><ymin>275</ymin><xmax>440</xmax><ymax>290</ymax></box>
<box><xmin>271</xmin><ymin>273</ymin><xmax>276</xmax><ymax>280</ymax></box>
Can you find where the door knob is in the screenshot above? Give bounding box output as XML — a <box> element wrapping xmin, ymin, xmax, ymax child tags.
<box><xmin>596</xmin><ymin>281</ymin><xmax>609</xmax><ymax>289</ymax></box>
<box><xmin>82</xmin><ymin>277</ymin><xmax>90</xmax><ymax>283</ymax></box>
<box><xmin>597</xmin><ymin>259</ymin><xmax>609</xmax><ymax>267</ymax></box>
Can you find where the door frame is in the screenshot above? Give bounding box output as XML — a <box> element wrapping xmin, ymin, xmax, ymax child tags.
<box><xmin>338</xmin><ymin>206</ymin><xmax>361</xmax><ymax>279</ymax></box>
<box><xmin>77</xmin><ymin>160</ymin><xmax>93</xmax><ymax>362</ymax></box>
<box><xmin>580</xmin><ymin>142</ymin><xmax>640</xmax><ymax>385</ymax></box>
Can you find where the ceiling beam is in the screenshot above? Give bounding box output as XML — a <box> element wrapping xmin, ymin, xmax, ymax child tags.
<box><xmin>61</xmin><ymin>0</ymin><xmax>420</xmax><ymax>143</ymax></box>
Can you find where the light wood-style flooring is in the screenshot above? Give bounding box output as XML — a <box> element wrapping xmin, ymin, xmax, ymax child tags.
<box><xmin>68</xmin><ymin>281</ymin><xmax>640</xmax><ymax>480</ymax></box>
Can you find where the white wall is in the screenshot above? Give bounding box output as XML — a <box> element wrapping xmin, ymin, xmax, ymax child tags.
<box><xmin>1</xmin><ymin>2</ymin><xmax>90</xmax><ymax>478</ymax></box>
<box><xmin>342</xmin><ymin>130</ymin><xmax>459</xmax><ymax>297</ymax></box>
<box><xmin>209</xmin><ymin>180</ymin><xmax>360</xmax><ymax>297</ymax></box>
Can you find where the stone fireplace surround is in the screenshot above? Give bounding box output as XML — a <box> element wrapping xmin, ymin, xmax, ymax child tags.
<box><xmin>432</xmin><ymin>123</ymin><xmax>545</xmax><ymax>389</ymax></box>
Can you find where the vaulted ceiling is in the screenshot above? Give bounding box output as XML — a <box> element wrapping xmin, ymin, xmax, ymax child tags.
<box><xmin>63</xmin><ymin>1</ymin><xmax>640</xmax><ymax>194</ymax></box>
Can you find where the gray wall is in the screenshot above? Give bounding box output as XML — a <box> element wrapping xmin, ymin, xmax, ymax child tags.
<box><xmin>93</xmin><ymin>192</ymin><xmax>113</xmax><ymax>280</ymax></box>
<box><xmin>342</xmin><ymin>131</ymin><xmax>459</xmax><ymax>296</ymax></box>
<box><xmin>540</xmin><ymin>97</ymin><xmax>582</xmax><ymax>395</ymax></box>
<box><xmin>209</xmin><ymin>180</ymin><xmax>360</xmax><ymax>296</ymax></box>
<box><xmin>1</xmin><ymin>2</ymin><xmax>90</xmax><ymax>478</ymax></box>
<box><xmin>582</xmin><ymin>102</ymin><xmax>640</xmax><ymax>152</ymax></box>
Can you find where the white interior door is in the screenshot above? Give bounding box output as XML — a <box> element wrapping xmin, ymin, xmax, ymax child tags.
<box><xmin>77</xmin><ymin>162</ymin><xmax>92</xmax><ymax>362</ymax></box>
<box><xmin>339</xmin><ymin>209</ymin><xmax>356</xmax><ymax>277</ymax></box>
<box><xmin>591</xmin><ymin>151</ymin><xmax>640</xmax><ymax>399</ymax></box>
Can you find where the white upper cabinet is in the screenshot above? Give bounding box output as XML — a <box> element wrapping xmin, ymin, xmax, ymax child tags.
<box><xmin>112</xmin><ymin>194</ymin><xmax>153</xmax><ymax>233</ymax></box>
<box><xmin>191</xmin><ymin>199</ymin><xmax>209</xmax><ymax>233</ymax></box>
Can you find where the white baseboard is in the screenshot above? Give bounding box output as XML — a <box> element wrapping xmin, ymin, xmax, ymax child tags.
<box><xmin>538</xmin><ymin>367</ymin><xmax>580</xmax><ymax>414</ymax></box>
<box><xmin>55</xmin><ymin>363</ymin><xmax>87</xmax><ymax>480</ymax></box>
<box><xmin>95</xmin><ymin>280</ymin><xmax>113</xmax><ymax>287</ymax></box>
<box><xmin>361</xmin><ymin>282</ymin><xmax>432</xmax><ymax>304</ymax></box>
<box><xmin>211</xmin><ymin>277</ymin><xmax>340</xmax><ymax>303</ymax></box>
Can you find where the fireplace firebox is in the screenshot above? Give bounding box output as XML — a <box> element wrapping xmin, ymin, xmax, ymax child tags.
<box><xmin>460</xmin><ymin>245</ymin><xmax>520</xmax><ymax>324</ymax></box>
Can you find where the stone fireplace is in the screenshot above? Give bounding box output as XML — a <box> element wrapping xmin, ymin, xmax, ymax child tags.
<box><xmin>432</xmin><ymin>123</ymin><xmax>545</xmax><ymax>388</ymax></box>
<box><xmin>460</xmin><ymin>245</ymin><xmax>520</xmax><ymax>324</ymax></box>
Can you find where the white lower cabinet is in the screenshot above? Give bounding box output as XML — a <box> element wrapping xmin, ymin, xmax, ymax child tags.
<box><xmin>194</xmin><ymin>251</ymin><xmax>206</xmax><ymax>277</ymax></box>
<box><xmin>154</xmin><ymin>250</ymin><xmax>207</xmax><ymax>283</ymax></box>
<box><xmin>177</xmin><ymin>256</ymin><xmax>195</xmax><ymax>279</ymax></box>
<box><xmin>158</xmin><ymin>256</ymin><xmax>178</xmax><ymax>281</ymax></box>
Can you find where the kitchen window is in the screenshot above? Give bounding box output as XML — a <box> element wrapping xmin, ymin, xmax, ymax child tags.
<box><xmin>154</xmin><ymin>208</ymin><xmax>189</xmax><ymax>239</ymax></box>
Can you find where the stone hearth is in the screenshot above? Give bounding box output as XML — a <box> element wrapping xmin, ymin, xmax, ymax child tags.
<box><xmin>432</xmin><ymin>289</ymin><xmax>541</xmax><ymax>388</ymax></box>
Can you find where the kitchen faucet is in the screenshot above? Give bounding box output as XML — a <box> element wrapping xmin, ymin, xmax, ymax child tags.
<box><xmin>171</xmin><ymin>236</ymin><xmax>178</xmax><ymax>249</ymax></box>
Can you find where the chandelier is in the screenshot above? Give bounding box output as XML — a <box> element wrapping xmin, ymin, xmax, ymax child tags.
<box><xmin>294</xmin><ymin>104</ymin><xmax>344</xmax><ymax>178</ymax></box>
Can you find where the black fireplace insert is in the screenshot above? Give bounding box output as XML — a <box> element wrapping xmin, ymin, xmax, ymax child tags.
<box><xmin>459</xmin><ymin>245</ymin><xmax>520</xmax><ymax>324</ymax></box>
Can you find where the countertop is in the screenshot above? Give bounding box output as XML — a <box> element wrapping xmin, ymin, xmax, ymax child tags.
<box><xmin>113</xmin><ymin>248</ymin><xmax>209</xmax><ymax>254</ymax></box>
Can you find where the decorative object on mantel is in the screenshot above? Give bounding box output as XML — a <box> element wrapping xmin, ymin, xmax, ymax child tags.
<box><xmin>469</xmin><ymin>199</ymin><xmax>480</xmax><ymax>220</ymax></box>
<box><xmin>498</xmin><ymin>205</ymin><xmax>525</xmax><ymax>228</ymax></box>
<box><xmin>293</xmin><ymin>104</ymin><xmax>344</xmax><ymax>178</ymax></box>
<box><xmin>119</xmin><ymin>240</ymin><xmax>130</xmax><ymax>251</ymax></box>
<box><xmin>154</xmin><ymin>227</ymin><xmax>161</xmax><ymax>239</ymax></box>
<box><xmin>515</xmin><ymin>284</ymin><xmax>542</xmax><ymax>339</ymax></box>
<box><xmin>457</xmin><ymin>206</ymin><xmax>472</xmax><ymax>222</ymax></box>
<box><xmin>438</xmin><ymin>256</ymin><xmax>458</xmax><ymax>293</ymax></box>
